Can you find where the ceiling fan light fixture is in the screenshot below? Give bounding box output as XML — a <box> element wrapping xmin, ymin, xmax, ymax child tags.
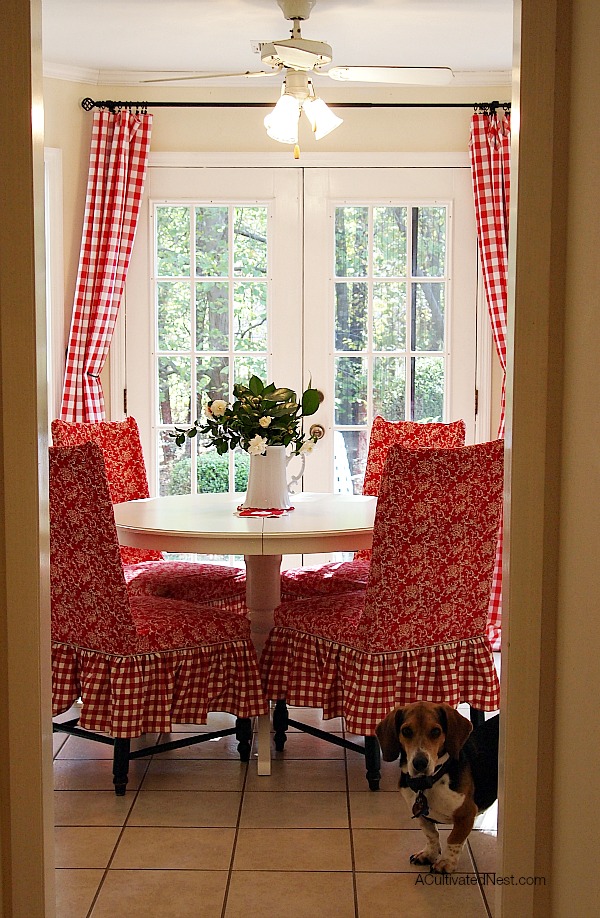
<box><xmin>264</xmin><ymin>92</ymin><xmax>301</xmax><ymax>144</ymax></box>
<box><xmin>302</xmin><ymin>96</ymin><xmax>343</xmax><ymax>139</ymax></box>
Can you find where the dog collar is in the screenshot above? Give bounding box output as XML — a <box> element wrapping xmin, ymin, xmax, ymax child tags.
<box><xmin>400</xmin><ymin>755</ymin><xmax>450</xmax><ymax>819</ymax></box>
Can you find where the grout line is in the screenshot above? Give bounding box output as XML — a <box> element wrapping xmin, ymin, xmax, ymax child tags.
<box><xmin>220</xmin><ymin>722</ymin><xmax>253</xmax><ymax>918</ymax></box>
<box><xmin>343</xmin><ymin>736</ymin><xmax>360</xmax><ymax>918</ymax></box>
<box><xmin>83</xmin><ymin>743</ymin><xmax>157</xmax><ymax>918</ymax></box>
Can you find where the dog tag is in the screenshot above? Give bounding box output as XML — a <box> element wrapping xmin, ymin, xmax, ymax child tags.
<box><xmin>412</xmin><ymin>790</ymin><xmax>429</xmax><ymax>818</ymax></box>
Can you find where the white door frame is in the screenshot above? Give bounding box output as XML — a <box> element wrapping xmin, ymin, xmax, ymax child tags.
<box><xmin>113</xmin><ymin>152</ymin><xmax>492</xmax><ymax>450</ymax></box>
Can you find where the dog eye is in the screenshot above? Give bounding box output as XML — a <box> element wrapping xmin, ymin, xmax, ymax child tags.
<box><xmin>400</xmin><ymin>727</ymin><xmax>413</xmax><ymax>739</ymax></box>
<box><xmin>430</xmin><ymin>727</ymin><xmax>442</xmax><ymax>738</ymax></box>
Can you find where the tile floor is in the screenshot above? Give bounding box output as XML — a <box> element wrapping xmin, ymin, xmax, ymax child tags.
<box><xmin>53</xmin><ymin>704</ymin><xmax>499</xmax><ymax>918</ymax></box>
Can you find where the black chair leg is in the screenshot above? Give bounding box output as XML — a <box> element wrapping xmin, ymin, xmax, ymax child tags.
<box><xmin>470</xmin><ymin>707</ymin><xmax>485</xmax><ymax>728</ymax></box>
<box><xmin>112</xmin><ymin>738</ymin><xmax>130</xmax><ymax>796</ymax></box>
<box><xmin>235</xmin><ymin>717</ymin><xmax>252</xmax><ymax>761</ymax></box>
<box><xmin>364</xmin><ymin>735</ymin><xmax>381</xmax><ymax>791</ymax></box>
<box><xmin>273</xmin><ymin>698</ymin><xmax>289</xmax><ymax>751</ymax></box>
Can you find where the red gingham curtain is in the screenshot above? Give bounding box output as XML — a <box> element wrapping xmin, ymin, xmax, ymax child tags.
<box><xmin>60</xmin><ymin>109</ymin><xmax>152</xmax><ymax>422</ymax></box>
<box><xmin>469</xmin><ymin>108</ymin><xmax>511</xmax><ymax>650</ymax></box>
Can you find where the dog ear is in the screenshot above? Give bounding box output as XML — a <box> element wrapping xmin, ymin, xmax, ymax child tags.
<box><xmin>438</xmin><ymin>705</ymin><xmax>473</xmax><ymax>759</ymax></box>
<box><xmin>376</xmin><ymin>707</ymin><xmax>406</xmax><ymax>761</ymax></box>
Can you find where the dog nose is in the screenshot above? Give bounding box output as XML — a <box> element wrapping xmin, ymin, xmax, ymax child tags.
<box><xmin>412</xmin><ymin>753</ymin><xmax>429</xmax><ymax>773</ymax></box>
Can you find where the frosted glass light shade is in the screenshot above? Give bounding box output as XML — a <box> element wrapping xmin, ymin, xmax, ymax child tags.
<box><xmin>264</xmin><ymin>94</ymin><xmax>301</xmax><ymax>144</ymax></box>
<box><xmin>302</xmin><ymin>97</ymin><xmax>343</xmax><ymax>140</ymax></box>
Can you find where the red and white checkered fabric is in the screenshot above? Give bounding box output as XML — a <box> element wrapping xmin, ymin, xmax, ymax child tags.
<box><xmin>50</xmin><ymin>442</ymin><xmax>266</xmax><ymax>736</ymax></box>
<box><xmin>470</xmin><ymin>111</ymin><xmax>511</xmax><ymax>649</ymax></box>
<box><xmin>280</xmin><ymin>418</ymin><xmax>466</xmax><ymax>599</ymax></box>
<box><xmin>51</xmin><ymin>417</ymin><xmax>247</xmax><ymax>610</ymax></box>
<box><xmin>261</xmin><ymin>441</ymin><xmax>503</xmax><ymax>735</ymax></box>
<box><xmin>60</xmin><ymin>109</ymin><xmax>152</xmax><ymax>423</ymax></box>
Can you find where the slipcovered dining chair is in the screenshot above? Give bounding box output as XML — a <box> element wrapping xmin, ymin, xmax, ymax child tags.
<box><xmin>51</xmin><ymin>417</ymin><xmax>247</xmax><ymax>611</ymax></box>
<box><xmin>50</xmin><ymin>442</ymin><xmax>268</xmax><ymax>794</ymax></box>
<box><xmin>280</xmin><ymin>417</ymin><xmax>466</xmax><ymax>599</ymax></box>
<box><xmin>261</xmin><ymin>439</ymin><xmax>503</xmax><ymax>789</ymax></box>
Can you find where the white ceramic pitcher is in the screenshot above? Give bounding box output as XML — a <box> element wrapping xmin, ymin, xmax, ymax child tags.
<box><xmin>241</xmin><ymin>445</ymin><xmax>305</xmax><ymax>510</ymax></box>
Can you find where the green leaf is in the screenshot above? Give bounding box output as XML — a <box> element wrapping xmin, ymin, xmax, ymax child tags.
<box><xmin>270</xmin><ymin>387</ymin><xmax>296</xmax><ymax>402</ymax></box>
<box><xmin>248</xmin><ymin>375</ymin><xmax>264</xmax><ymax>396</ymax></box>
<box><xmin>187</xmin><ymin>427</ymin><xmax>197</xmax><ymax>438</ymax></box>
<box><xmin>301</xmin><ymin>388</ymin><xmax>320</xmax><ymax>416</ymax></box>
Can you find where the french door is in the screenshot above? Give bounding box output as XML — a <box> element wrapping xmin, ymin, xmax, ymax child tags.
<box><xmin>124</xmin><ymin>161</ymin><xmax>479</xmax><ymax>498</ymax></box>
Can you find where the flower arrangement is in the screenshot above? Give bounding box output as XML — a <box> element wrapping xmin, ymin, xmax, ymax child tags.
<box><xmin>171</xmin><ymin>375</ymin><xmax>321</xmax><ymax>456</ymax></box>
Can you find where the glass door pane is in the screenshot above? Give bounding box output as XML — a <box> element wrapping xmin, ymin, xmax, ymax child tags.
<box><xmin>303</xmin><ymin>167</ymin><xmax>478</xmax><ymax>494</ymax></box>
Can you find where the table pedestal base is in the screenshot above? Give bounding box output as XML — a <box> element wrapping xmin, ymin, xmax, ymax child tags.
<box><xmin>245</xmin><ymin>554</ymin><xmax>282</xmax><ymax>776</ymax></box>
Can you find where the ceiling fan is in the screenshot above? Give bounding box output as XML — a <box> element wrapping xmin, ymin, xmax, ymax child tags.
<box><xmin>145</xmin><ymin>0</ymin><xmax>453</xmax><ymax>147</ymax></box>
<box><xmin>145</xmin><ymin>0</ymin><xmax>454</xmax><ymax>88</ymax></box>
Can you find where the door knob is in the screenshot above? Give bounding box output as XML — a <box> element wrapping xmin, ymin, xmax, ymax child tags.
<box><xmin>309</xmin><ymin>423</ymin><xmax>326</xmax><ymax>440</ymax></box>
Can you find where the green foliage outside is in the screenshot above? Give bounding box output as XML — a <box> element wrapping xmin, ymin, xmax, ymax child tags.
<box><xmin>165</xmin><ymin>451</ymin><xmax>251</xmax><ymax>496</ymax></box>
<box><xmin>156</xmin><ymin>201</ymin><xmax>448</xmax><ymax>494</ymax></box>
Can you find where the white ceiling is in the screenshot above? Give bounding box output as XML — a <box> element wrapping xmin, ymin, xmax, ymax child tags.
<box><xmin>42</xmin><ymin>0</ymin><xmax>513</xmax><ymax>87</ymax></box>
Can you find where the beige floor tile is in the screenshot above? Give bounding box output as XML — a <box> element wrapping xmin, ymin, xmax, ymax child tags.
<box><xmin>468</xmin><ymin>828</ymin><xmax>498</xmax><ymax>875</ymax></box>
<box><xmin>233</xmin><ymin>828</ymin><xmax>352</xmax><ymax>871</ymax></box>
<box><xmin>346</xmin><ymin>752</ymin><xmax>401</xmax><ymax>793</ymax></box>
<box><xmin>285</xmin><ymin>707</ymin><xmax>344</xmax><ymax>733</ymax></box>
<box><xmin>128</xmin><ymin>790</ymin><xmax>242</xmax><ymax>827</ymax></box>
<box><xmin>245</xmin><ymin>759</ymin><xmax>347</xmax><ymax>792</ymax></box>
<box><xmin>349</xmin><ymin>790</ymin><xmax>415</xmax><ymax>829</ymax></box>
<box><xmin>166</xmin><ymin>712</ymin><xmax>238</xmax><ymax>732</ymax></box>
<box><xmin>111</xmin><ymin>826</ymin><xmax>235</xmax><ymax>869</ymax></box>
<box><xmin>54</xmin><ymin>790</ymin><xmax>134</xmax><ymax>827</ymax></box>
<box><xmin>53</xmin><ymin>732</ymin><xmax>69</xmax><ymax>757</ymax></box>
<box><xmin>225</xmin><ymin>871</ymin><xmax>355</xmax><ymax>918</ymax></box>
<box><xmin>240</xmin><ymin>791</ymin><xmax>349</xmax><ymax>829</ymax></box>
<box><xmin>90</xmin><ymin>869</ymin><xmax>228</xmax><ymax>918</ymax></box>
<box><xmin>55</xmin><ymin>735</ymin><xmax>114</xmax><ymax>760</ymax></box>
<box><xmin>53</xmin><ymin>759</ymin><xmax>147</xmax><ymax>792</ymax></box>
<box><xmin>155</xmin><ymin>731</ymin><xmax>250</xmax><ymax>760</ymax></box>
<box><xmin>55</xmin><ymin>733</ymin><xmax>161</xmax><ymax>760</ymax></box>
<box><xmin>141</xmin><ymin>758</ymin><xmax>246</xmax><ymax>791</ymax></box>
<box><xmin>353</xmin><ymin>828</ymin><xmax>474</xmax><ymax>873</ymax></box>
<box><xmin>55</xmin><ymin>868</ymin><xmax>103</xmax><ymax>918</ymax></box>
<box><xmin>272</xmin><ymin>730</ymin><xmax>345</xmax><ymax>759</ymax></box>
<box><xmin>356</xmin><ymin>871</ymin><xmax>488</xmax><ymax>918</ymax></box>
<box><xmin>54</xmin><ymin>826</ymin><xmax>122</xmax><ymax>868</ymax></box>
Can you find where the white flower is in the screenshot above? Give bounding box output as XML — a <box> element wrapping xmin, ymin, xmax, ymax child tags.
<box><xmin>209</xmin><ymin>399</ymin><xmax>227</xmax><ymax>418</ymax></box>
<box><xmin>259</xmin><ymin>416</ymin><xmax>273</xmax><ymax>428</ymax></box>
<box><xmin>248</xmin><ymin>435</ymin><xmax>268</xmax><ymax>456</ymax></box>
<box><xmin>299</xmin><ymin>439</ymin><xmax>316</xmax><ymax>454</ymax></box>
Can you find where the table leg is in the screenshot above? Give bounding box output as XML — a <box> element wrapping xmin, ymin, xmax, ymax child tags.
<box><xmin>244</xmin><ymin>554</ymin><xmax>282</xmax><ymax>776</ymax></box>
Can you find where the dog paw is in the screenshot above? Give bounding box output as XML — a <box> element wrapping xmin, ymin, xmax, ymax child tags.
<box><xmin>410</xmin><ymin>848</ymin><xmax>440</xmax><ymax>866</ymax></box>
<box><xmin>431</xmin><ymin>847</ymin><xmax>461</xmax><ymax>874</ymax></box>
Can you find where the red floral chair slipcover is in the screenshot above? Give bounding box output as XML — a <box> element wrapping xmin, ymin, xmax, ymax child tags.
<box><xmin>280</xmin><ymin>417</ymin><xmax>466</xmax><ymax>599</ymax></box>
<box><xmin>51</xmin><ymin>417</ymin><xmax>247</xmax><ymax>613</ymax></box>
<box><xmin>50</xmin><ymin>442</ymin><xmax>267</xmax><ymax>793</ymax></box>
<box><xmin>261</xmin><ymin>440</ymin><xmax>503</xmax><ymax>778</ymax></box>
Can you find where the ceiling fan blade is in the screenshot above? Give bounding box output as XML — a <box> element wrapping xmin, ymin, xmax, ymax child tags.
<box><xmin>325</xmin><ymin>67</ymin><xmax>454</xmax><ymax>86</ymax></box>
<box><xmin>143</xmin><ymin>69</ymin><xmax>282</xmax><ymax>84</ymax></box>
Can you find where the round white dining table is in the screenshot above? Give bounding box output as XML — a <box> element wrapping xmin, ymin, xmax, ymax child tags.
<box><xmin>114</xmin><ymin>491</ymin><xmax>376</xmax><ymax>774</ymax></box>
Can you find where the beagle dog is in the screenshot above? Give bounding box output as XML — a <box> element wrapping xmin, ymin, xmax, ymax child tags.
<box><xmin>376</xmin><ymin>702</ymin><xmax>499</xmax><ymax>874</ymax></box>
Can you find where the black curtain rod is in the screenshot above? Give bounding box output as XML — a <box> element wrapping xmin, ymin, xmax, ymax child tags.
<box><xmin>82</xmin><ymin>97</ymin><xmax>510</xmax><ymax>114</ymax></box>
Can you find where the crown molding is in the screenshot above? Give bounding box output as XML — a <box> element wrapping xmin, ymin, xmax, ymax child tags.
<box><xmin>43</xmin><ymin>61</ymin><xmax>511</xmax><ymax>89</ymax></box>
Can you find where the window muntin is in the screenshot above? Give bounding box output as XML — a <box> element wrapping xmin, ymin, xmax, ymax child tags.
<box><xmin>333</xmin><ymin>203</ymin><xmax>449</xmax><ymax>493</ymax></box>
<box><xmin>154</xmin><ymin>202</ymin><xmax>268</xmax><ymax>496</ymax></box>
